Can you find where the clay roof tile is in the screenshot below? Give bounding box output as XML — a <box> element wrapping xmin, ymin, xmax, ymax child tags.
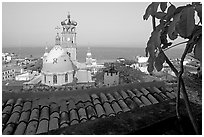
<box><xmin>86</xmin><ymin>105</ymin><xmax>97</xmax><ymax>120</ymax></box>
<box><xmin>99</xmin><ymin>93</ymin><xmax>109</xmax><ymax>104</ymax></box>
<box><xmin>22</xmin><ymin>101</ymin><xmax>32</xmax><ymax>112</ymax></box>
<box><xmin>69</xmin><ymin>109</ymin><xmax>79</xmax><ymax>123</ymax></box>
<box><xmin>49</xmin><ymin>117</ymin><xmax>59</xmax><ymax>131</ymax></box>
<box><xmin>140</xmin><ymin>88</ymin><xmax>150</xmax><ymax>96</ymax></box>
<box><xmin>111</xmin><ymin>101</ymin><xmax>122</xmax><ymax>114</ymax></box>
<box><xmin>132</xmin><ymin>96</ymin><xmax>145</xmax><ymax>107</ymax></box>
<box><xmin>14</xmin><ymin>98</ymin><xmax>23</xmax><ymax>107</ymax></box>
<box><xmin>140</xmin><ymin>96</ymin><xmax>152</xmax><ymax>106</ymax></box>
<box><xmin>152</xmin><ymin>93</ymin><xmax>165</xmax><ymax>102</ymax></box>
<box><xmin>120</xmin><ymin>90</ymin><xmax>130</xmax><ymax>100</ymax></box>
<box><xmin>133</xmin><ymin>89</ymin><xmax>143</xmax><ymax>97</ymax></box>
<box><xmin>147</xmin><ymin>94</ymin><xmax>159</xmax><ymax>104</ymax></box>
<box><xmin>36</xmin><ymin>119</ymin><xmax>49</xmax><ymax>134</ymax></box>
<box><xmin>50</xmin><ymin>111</ymin><xmax>60</xmax><ymax>119</ymax></box>
<box><xmin>106</xmin><ymin>93</ymin><xmax>116</xmax><ymax>103</ymax></box>
<box><xmin>29</xmin><ymin>109</ymin><xmax>40</xmax><ymax>122</ymax></box>
<box><xmin>124</xmin><ymin>98</ymin><xmax>138</xmax><ymax>110</ymax></box>
<box><xmin>19</xmin><ymin>111</ymin><xmax>31</xmax><ymax>123</ymax></box>
<box><xmin>103</xmin><ymin>102</ymin><xmax>115</xmax><ymax>116</ymax></box>
<box><xmin>68</xmin><ymin>99</ymin><xmax>77</xmax><ymax>111</ymax></box>
<box><xmin>60</xmin><ymin>123</ymin><xmax>69</xmax><ymax>128</ymax></box>
<box><xmin>25</xmin><ymin>121</ymin><xmax>38</xmax><ymax>135</ymax></box>
<box><xmin>78</xmin><ymin>107</ymin><xmax>88</xmax><ymax>121</ymax></box>
<box><xmin>6</xmin><ymin>99</ymin><xmax>15</xmax><ymax>106</ymax></box>
<box><xmin>91</xmin><ymin>94</ymin><xmax>100</xmax><ymax>100</ymax></box>
<box><xmin>113</xmin><ymin>91</ymin><xmax>123</xmax><ymax>101</ymax></box>
<box><xmin>117</xmin><ymin>100</ymin><xmax>130</xmax><ymax>112</ymax></box>
<box><xmin>126</xmin><ymin>89</ymin><xmax>137</xmax><ymax>98</ymax></box>
<box><xmin>2</xmin><ymin>113</ymin><xmax>10</xmax><ymax>126</ymax></box>
<box><xmin>2</xmin><ymin>123</ymin><xmax>15</xmax><ymax>135</ymax></box>
<box><xmin>2</xmin><ymin>105</ymin><xmax>13</xmax><ymax>115</ymax></box>
<box><xmin>7</xmin><ymin>112</ymin><xmax>20</xmax><ymax>125</ymax></box>
<box><xmin>60</xmin><ymin>112</ymin><xmax>69</xmax><ymax>125</ymax></box>
<box><xmin>12</xmin><ymin>105</ymin><xmax>22</xmax><ymax>114</ymax></box>
<box><xmin>94</xmin><ymin>104</ymin><xmax>106</xmax><ymax>118</ymax></box>
<box><xmin>13</xmin><ymin>121</ymin><xmax>27</xmax><ymax>135</ymax></box>
<box><xmin>165</xmin><ymin>92</ymin><xmax>175</xmax><ymax>99</ymax></box>
<box><xmin>39</xmin><ymin>107</ymin><xmax>49</xmax><ymax>121</ymax></box>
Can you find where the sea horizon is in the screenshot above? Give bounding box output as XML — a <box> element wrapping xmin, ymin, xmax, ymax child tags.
<box><xmin>2</xmin><ymin>46</ymin><xmax>185</xmax><ymax>63</ymax></box>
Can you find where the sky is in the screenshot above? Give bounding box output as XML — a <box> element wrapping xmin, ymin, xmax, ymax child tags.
<box><xmin>2</xmin><ymin>2</ymin><xmax>189</xmax><ymax>48</ymax></box>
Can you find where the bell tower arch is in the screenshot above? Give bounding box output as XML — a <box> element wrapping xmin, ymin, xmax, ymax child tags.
<box><xmin>60</xmin><ymin>12</ymin><xmax>77</xmax><ymax>61</ymax></box>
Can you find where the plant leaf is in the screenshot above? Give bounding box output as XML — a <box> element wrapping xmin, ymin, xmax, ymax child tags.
<box><xmin>176</xmin><ymin>6</ymin><xmax>195</xmax><ymax>38</ymax></box>
<box><xmin>165</xmin><ymin>4</ymin><xmax>176</xmax><ymax>21</ymax></box>
<box><xmin>155</xmin><ymin>52</ymin><xmax>165</xmax><ymax>71</ymax></box>
<box><xmin>168</xmin><ymin>13</ymin><xmax>181</xmax><ymax>40</ymax></box>
<box><xmin>194</xmin><ymin>37</ymin><xmax>202</xmax><ymax>62</ymax></box>
<box><xmin>143</xmin><ymin>2</ymin><xmax>160</xmax><ymax>20</ymax></box>
<box><xmin>154</xmin><ymin>12</ymin><xmax>166</xmax><ymax>19</ymax></box>
<box><xmin>160</xmin><ymin>2</ymin><xmax>167</xmax><ymax>12</ymax></box>
<box><xmin>147</xmin><ymin>57</ymin><xmax>155</xmax><ymax>73</ymax></box>
<box><xmin>143</xmin><ymin>3</ymin><xmax>153</xmax><ymax>20</ymax></box>
<box><xmin>174</xmin><ymin>6</ymin><xmax>186</xmax><ymax>15</ymax></box>
<box><xmin>151</xmin><ymin>2</ymin><xmax>160</xmax><ymax>14</ymax></box>
<box><xmin>195</xmin><ymin>4</ymin><xmax>202</xmax><ymax>23</ymax></box>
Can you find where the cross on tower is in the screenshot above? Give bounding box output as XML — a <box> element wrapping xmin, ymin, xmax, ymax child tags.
<box><xmin>55</xmin><ymin>26</ymin><xmax>61</xmax><ymax>33</ymax></box>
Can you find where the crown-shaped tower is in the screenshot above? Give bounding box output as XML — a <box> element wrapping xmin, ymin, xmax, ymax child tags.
<box><xmin>60</xmin><ymin>12</ymin><xmax>77</xmax><ymax>61</ymax></box>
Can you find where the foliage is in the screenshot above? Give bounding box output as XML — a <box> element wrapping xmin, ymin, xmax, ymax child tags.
<box><xmin>143</xmin><ymin>2</ymin><xmax>202</xmax><ymax>134</ymax></box>
<box><xmin>143</xmin><ymin>2</ymin><xmax>202</xmax><ymax>73</ymax></box>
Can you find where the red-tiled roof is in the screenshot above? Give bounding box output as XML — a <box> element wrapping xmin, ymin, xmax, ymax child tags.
<box><xmin>2</xmin><ymin>81</ymin><xmax>177</xmax><ymax>135</ymax></box>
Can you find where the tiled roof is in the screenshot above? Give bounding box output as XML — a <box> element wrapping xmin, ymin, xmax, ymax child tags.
<box><xmin>2</xmin><ymin>81</ymin><xmax>177</xmax><ymax>135</ymax></box>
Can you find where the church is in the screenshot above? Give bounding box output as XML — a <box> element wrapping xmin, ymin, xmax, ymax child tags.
<box><xmin>41</xmin><ymin>13</ymin><xmax>93</xmax><ymax>86</ymax></box>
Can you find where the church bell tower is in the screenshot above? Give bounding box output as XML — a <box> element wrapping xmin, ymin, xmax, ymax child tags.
<box><xmin>60</xmin><ymin>12</ymin><xmax>77</xmax><ymax>61</ymax></box>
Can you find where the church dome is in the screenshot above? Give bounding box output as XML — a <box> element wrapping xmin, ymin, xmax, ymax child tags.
<box><xmin>87</xmin><ymin>52</ymin><xmax>92</xmax><ymax>57</ymax></box>
<box><xmin>43</xmin><ymin>52</ymin><xmax>48</xmax><ymax>57</ymax></box>
<box><xmin>42</xmin><ymin>45</ymin><xmax>75</xmax><ymax>73</ymax></box>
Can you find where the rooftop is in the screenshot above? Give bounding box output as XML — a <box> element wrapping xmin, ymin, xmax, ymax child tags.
<box><xmin>2</xmin><ymin>81</ymin><xmax>182</xmax><ymax>135</ymax></box>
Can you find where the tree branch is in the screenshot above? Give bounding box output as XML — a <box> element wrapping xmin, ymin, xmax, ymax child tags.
<box><xmin>178</xmin><ymin>44</ymin><xmax>199</xmax><ymax>134</ymax></box>
<box><xmin>163</xmin><ymin>41</ymin><xmax>188</xmax><ymax>51</ymax></box>
<box><xmin>152</xmin><ymin>16</ymin><xmax>156</xmax><ymax>30</ymax></box>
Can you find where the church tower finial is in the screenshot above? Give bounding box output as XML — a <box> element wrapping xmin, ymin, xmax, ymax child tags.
<box><xmin>55</xmin><ymin>33</ymin><xmax>61</xmax><ymax>45</ymax></box>
<box><xmin>67</xmin><ymin>11</ymin><xmax>71</xmax><ymax>19</ymax></box>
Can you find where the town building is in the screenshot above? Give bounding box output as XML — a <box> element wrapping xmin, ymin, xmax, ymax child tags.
<box><xmin>41</xmin><ymin>13</ymin><xmax>94</xmax><ymax>86</ymax></box>
<box><xmin>2</xmin><ymin>63</ymin><xmax>22</xmax><ymax>81</ymax></box>
<box><xmin>103</xmin><ymin>63</ymin><xmax>119</xmax><ymax>86</ymax></box>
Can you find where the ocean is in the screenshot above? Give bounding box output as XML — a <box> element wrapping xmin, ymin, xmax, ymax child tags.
<box><xmin>2</xmin><ymin>46</ymin><xmax>184</xmax><ymax>63</ymax></box>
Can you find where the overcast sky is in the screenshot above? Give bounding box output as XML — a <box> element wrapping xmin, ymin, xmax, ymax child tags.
<box><xmin>2</xmin><ymin>2</ymin><xmax>188</xmax><ymax>47</ymax></box>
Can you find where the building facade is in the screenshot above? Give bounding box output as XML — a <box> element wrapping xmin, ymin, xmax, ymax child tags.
<box><xmin>103</xmin><ymin>63</ymin><xmax>119</xmax><ymax>86</ymax></box>
<box><xmin>41</xmin><ymin>13</ymin><xmax>94</xmax><ymax>86</ymax></box>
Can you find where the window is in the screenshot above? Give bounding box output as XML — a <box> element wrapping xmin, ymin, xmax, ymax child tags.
<box><xmin>65</xmin><ymin>73</ymin><xmax>68</xmax><ymax>82</ymax></box>
<box><xmin>44</xmin><ymin>75</ymin><xmax>46</xmax><ymax>83</ymax></box>
<box><xmin>53</xmin><ymin>75</ymin><xmax>57</xmax><ymax>84</ymax></box>
<box><xmin>53</xmin><ymin>58</ymin><xmax>58</xmax><ymax>64</ymax></box>
<box><xmin>67</xmin><ymin>52</ymin><xmax>71</xmax><ymax>57</ymax></box>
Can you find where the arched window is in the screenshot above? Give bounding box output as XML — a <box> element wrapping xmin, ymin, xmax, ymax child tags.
<box><xmin>44</xmin><ymin>75</ymin><xmax>46</xmax><ymax>83</ymax></box>
<box><xmin>53</xmin><ymin>75</ymin><xmax>57</xmax><ymax>84</ymax></box>
<box><xmin>65</xmin><ymin>73</ymin><xmax>68</xmax><ymax>82</ymax></box>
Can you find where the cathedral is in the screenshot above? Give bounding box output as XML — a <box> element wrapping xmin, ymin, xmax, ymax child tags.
<box><xmin>41</xmin><ymin>13</ymin><xmax>93</xmax><ymax>86</ymax></box>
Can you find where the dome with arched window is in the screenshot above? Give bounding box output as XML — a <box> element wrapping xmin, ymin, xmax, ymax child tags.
<box><xmin>41</xmin><ymin>45</ymin><xmax>76</xmax><ymax>86</ymax></box>
<box><xmin>42</xmin><ymin>45</ymin><xmax>75</xmax><ymax>73</ymax></box>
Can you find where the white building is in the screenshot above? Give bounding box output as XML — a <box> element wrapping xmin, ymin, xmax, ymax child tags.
<box><xmin>41</xmin><ymin>13</ymin><xmax>94</xmax><ymax>86</ymax></box>
<box><xmin>104</xmin><ymin>63</ymin><xmax>119</xmax><ymax>86</ymax></box>
<box><xmin>2</xmin><ymin>53</ymin><xmax>12</xmax><ymax>63</ymax></box>
<box><xmin>15</xmin><ymin>72</ymin><xmax>35</xmax><ymax>81</ymax></box>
